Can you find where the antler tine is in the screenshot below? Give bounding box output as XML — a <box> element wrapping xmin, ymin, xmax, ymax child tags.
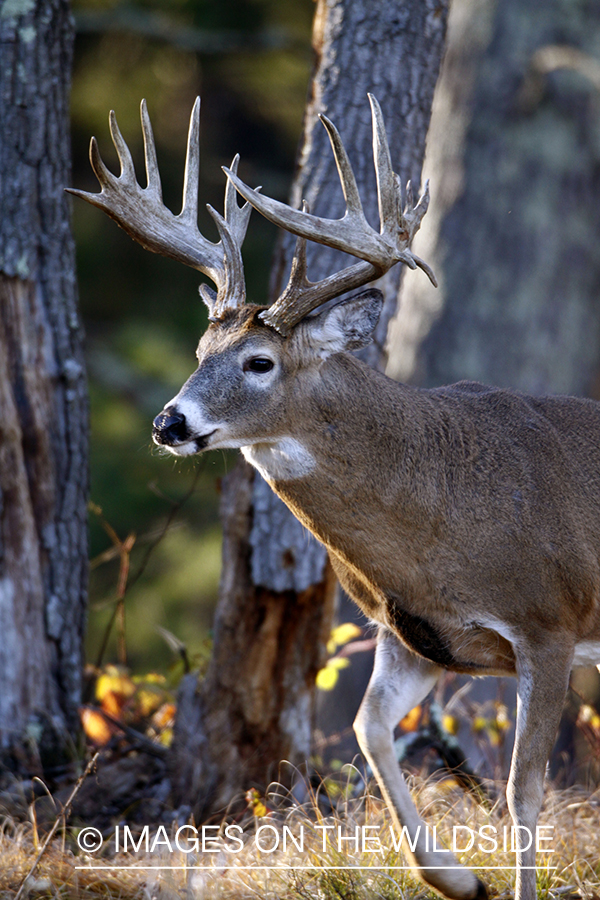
<box><xmin>88</xmin><ymin>136</ymin><xmax>116</xmax><ymax>197</ymax></box>
<box><xmin>268</xmin><ymin>203</ymin><xmax>313</xmax><ymax>321</ymax></box>
<box><xmin>180</xmin><ymin>97</ymin><xmax>200</xmax><ymax>224</ymax></box>
<box><xmin>206</xmin><ymin>203</ymin><xmax>246</xmax><ymax>313</ymax></box>
<box><xmin>405</xmin><ymin>179</ymin><xmax>415</xmax><ymax>213</ymax></box>
<box><xmin>108</xmin><ymin>110</ymin><xmax>137</xmax><ymax>186</ymax></box>
<box><xmin>223</xmin><ymin>155</ymin><xmax>253</xmax><ymax>248</ymax></box>
<box><xmin>368</xmin><ymin>94</ymin><xmax>397</xmax><ymax>235</ymax></box>
<box><xmin>67</xmin><ymin>98</ymin><xmax>253</xmax><ymax>313</ymax></box>
<box><xmin>318</xmin><ymin>115</ymin><xmax>365</xmax><ymax>221</ymax></box>
<box><xmin>288</xmin><ymin>202</ymin><xmax>310</xmax><ymax>289</ymax></box>
<box><xmin>226</xmin><ymin>95</ymin><xmax>436</xmax><ymax>335</ymax></box>
<box><xmin>138</xmin><ymin>100</ymin><xmax>162</xmax><ymax>201</ymax></box>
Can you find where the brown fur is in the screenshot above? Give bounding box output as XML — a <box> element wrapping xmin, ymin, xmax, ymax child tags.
<box><xmin>156</xmin><ymin>300</ymin><xmax>600</xmax><ymax>900</ymax></box>
<box><xmin>266</xmin><ymin>354</ymin><xmax>600</xmax><ymax>665</ymax></box>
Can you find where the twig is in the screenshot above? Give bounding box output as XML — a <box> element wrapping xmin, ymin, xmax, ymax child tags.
<box><xmin>129</xmin><ymin>461</ymin><xmax>206</xmax><ymax>591</ymax></box>
<box><xmin>94</xmin><ymin>709</ymin><xmax>168</xmax><ymax>759</ymax></box>
<box><xmin>91</xmin><ymin>462</ymin><xmax>204</xmax><ymax>671</ymax></box>
<box><xmin>14</xmin><ymin>753</ymin><xmax>99</xmax><ymax>900</ymax></box>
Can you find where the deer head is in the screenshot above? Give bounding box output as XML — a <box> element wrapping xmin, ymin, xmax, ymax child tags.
<box><xmin>68</xmin><ymin>96</ymin><xmax>435</xmax><ymax>461</ymax></box>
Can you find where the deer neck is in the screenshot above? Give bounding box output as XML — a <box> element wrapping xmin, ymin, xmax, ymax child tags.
<box><xmin>241</xmin><ymin>354</ymin><xmax>440</xmax><ymax>576</ymax></box>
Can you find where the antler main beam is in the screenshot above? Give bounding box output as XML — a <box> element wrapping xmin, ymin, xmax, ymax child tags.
<box><xmin>67</xmin><ymin>98</ymin><xmax>253</xmax><ymax>315</ymax></box>
<box><xmin>224</xmin><ymin>94</ymin><xmax>436</xmax><ymax>335</ymax></box>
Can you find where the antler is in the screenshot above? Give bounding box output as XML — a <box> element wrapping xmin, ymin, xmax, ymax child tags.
<box><xmin>224</xmin><ymin>94</ymin><xmax>436</xmax><ymax>335</ymax></box>
<box><xmin>67</xmin><ymin>98</ymin><xmax>253</xmax><ymax>316</ymax></box>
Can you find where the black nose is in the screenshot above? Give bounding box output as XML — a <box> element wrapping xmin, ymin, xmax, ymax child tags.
<box><xmin>152</xmin><ymin>408</ymin><xmax>188</xmax><ymax>445</ymax></box>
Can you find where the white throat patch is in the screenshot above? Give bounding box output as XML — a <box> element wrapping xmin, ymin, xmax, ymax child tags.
<box><xmin>242</xmin><ymin>438</ymin><xmax>316</xmax><ymax>482</ymax></box>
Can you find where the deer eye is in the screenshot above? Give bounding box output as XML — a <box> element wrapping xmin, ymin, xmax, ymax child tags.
<box><xmin>244</xmin><ymin>357</ymin><xmax>274</xmax><ymax>374</ymax></box>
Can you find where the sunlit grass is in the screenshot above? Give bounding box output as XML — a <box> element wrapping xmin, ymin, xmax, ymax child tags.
<box><xmin>2</xmin><ymin>774</ymin><xmax>599</xmax><ymax>900</ymax></box>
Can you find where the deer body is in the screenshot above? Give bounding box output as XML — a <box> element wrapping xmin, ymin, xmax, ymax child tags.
<box><xmin>268</xmin><ymin>360</ymin><xmax>600</xmax><ymax>665</ymax></box>
<box><xmin>71</xmin><ymin>97</ymin><xmax>600</xmax><ymax>900</ymax></box>
<box><xmin>171</xmin><ymin>305</ymin><xmax>600</xmax><ymax>678</ymax></box>
<box><xmin>163</xmin><ymin>297</ymin><xmax>600</xmax><ymax>899</ymax></box>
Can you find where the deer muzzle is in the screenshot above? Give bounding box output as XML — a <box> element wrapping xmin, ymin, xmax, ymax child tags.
<box><xmin>152</xmin><ymin>407</ymin><xmax>189</xmax><ymax>446</ymax></box>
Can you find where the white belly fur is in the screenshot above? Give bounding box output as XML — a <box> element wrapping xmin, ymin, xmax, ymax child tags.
<box><xmin>572</xmin><ymin>641</ymin><xmax>600</xmax><ymax>668</ymax></box>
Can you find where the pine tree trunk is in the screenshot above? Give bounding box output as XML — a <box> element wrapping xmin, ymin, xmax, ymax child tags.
<box><xmin>0</xmin><ymin>0</ymin><xmax>87</xmax><ymax>774</ymax></box>
<box><xmin>169</xmin><ymin>0</ymin><xmax>448</xmax><ymax>816</ymax></box>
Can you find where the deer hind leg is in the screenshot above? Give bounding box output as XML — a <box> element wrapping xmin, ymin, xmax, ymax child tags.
<box><xmin>353</xmin><ymin>628</ymin><xmax>487</xmax><ymax>900</ymax></box>
<box><xmin>507</xmin><ymin>641</ymin><xmax>572</xmax><ymax>900</ymax></box>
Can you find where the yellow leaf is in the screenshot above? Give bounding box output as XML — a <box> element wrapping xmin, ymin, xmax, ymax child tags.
<box><xmin>489</xmin><ymin>727</ymin><xmax>501</xmax><ymax>747</ymax></box>
<box><xmin>327</xmin><ymin>623</ymin><xmax>362</xmax><ymax>654</ymax></box>
<box><xmin>316</xmin><ymin>666</ymin><xmax>340</xmax><ymax>691</ymax></box>
<box><xmin>245</xmin><ymin>789</ymin><xmax>269</xmax><ymax>817</ymax></box>
<box><xmin>133</xmin><ymin>672</ymin><xmax>166</xmax><ymax>685</ymax></box>
<box><xmin>96</xmin><ymin>666</ymin><xmax>135</xmax><ymax>703</ymax></box>
<box><xmin>438</xmin><ymin>777</ymin><xmax>460</xmax><ymax>792</ymax></box>
<box><xmin>399</xmin><ymin>705</ymin><xmax>422</xmax><ymax>732</ymax></box>
<box><xmin>80</xmin><ymin>708</ymin><xmax>112</xmax><ymax>746</ymax></box>
<box><xmin>328</xmin><ymin>657</ymin><xmax>350</xmax><ymax>670</ymax></box>
<box><xmin>158</xmin><ymin>727</ymin><xmax>173</xmax><ymax>747</ymax></box>
<box><xmin>442</xmin><ymin>713</ymin><xmax>459</xmax><ymax>736</ymax></box>
<box><xmin>253</xmin><ymin>801</ymin><xmax>268</xmax><ymax>817</ymax></box>
<box><xmin>135</xmin><ymin>687</ymin><xmax>164</xmax><ymax>718</ymax></box>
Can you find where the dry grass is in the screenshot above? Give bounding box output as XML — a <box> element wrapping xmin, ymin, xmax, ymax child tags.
<box><xmin>1</xmin><ymin>773</ymin><xmax>599</xmax><ymax>900</ymax></box>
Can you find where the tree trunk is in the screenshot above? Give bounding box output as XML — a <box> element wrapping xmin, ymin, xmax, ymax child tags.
<box><xmin>169</xmin><ymin>0</ymin><xmax>448</xmax><ymax>817</ymax></box>
<box><xmin>0</xmin><ymin>0</ymin><xmax>88</xmax><ymax>775</ymax></box>
<box><xmin>419</xmin><ymin>0</ymin><xmax>600</xmax><ymax>395</ymax></box>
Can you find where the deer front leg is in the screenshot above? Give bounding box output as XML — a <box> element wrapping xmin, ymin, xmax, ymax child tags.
<box><xmin>508</xmin><ymin>641</ymin><xmax>573</xmax><ymax>900</ymax></box>
<box><xmin>353</xmin><ymin>629</ymin><xmax>487</xmax><ymax>900</ymax></box>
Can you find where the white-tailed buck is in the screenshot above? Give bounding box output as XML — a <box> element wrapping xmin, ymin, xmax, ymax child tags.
<box><xmin>70</xmin><ymin>97</ymin><xmax>600</xmax><ymax>900</ymax></box>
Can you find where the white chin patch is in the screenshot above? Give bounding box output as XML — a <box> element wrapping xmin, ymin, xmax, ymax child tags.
<box><xmin>171</xmin><ymin>441</ymin><xmax>201</xmax><ymax>457</ymax></box>
<box><xmin>157</xmin><ymin>439</ymin><xmax>200</xmax><ymax>457</ymax></box>
<box><xmin>241</xmin><ymin>437</ymin><xmax>315</xmax><ymax>482</ymax></box>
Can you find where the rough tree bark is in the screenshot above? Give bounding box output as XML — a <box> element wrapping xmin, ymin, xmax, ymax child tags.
<box><xmin>169</xmin><ymin>0</ymin><xmax>449</xmax><ymax>817</ymax></box>
<box><xmin>419</xmin><ymin>0</ymin><xmax>600</xmax><ymax>395</ymax></box>
<box><xmin>0</xmin><ymin>0</ymin><xmax>88</xmax><ymax>773</ymax></box>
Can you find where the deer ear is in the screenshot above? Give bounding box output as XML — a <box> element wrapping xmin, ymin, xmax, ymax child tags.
<box><xmin>199</xmin><ymin>283</ymin><xmax>217</xmax><ymax>312</ymax></box>
<box><xmin>307</xmin><ymin>289</ymin><xmax>383</xmax><ymax>356</ymax></box>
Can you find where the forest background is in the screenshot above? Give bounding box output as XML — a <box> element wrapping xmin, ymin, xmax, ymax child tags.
<box><xmin>32</xmin><ymin>0</ymin><xmax>600</xmax><ymax>788</ymax></box>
